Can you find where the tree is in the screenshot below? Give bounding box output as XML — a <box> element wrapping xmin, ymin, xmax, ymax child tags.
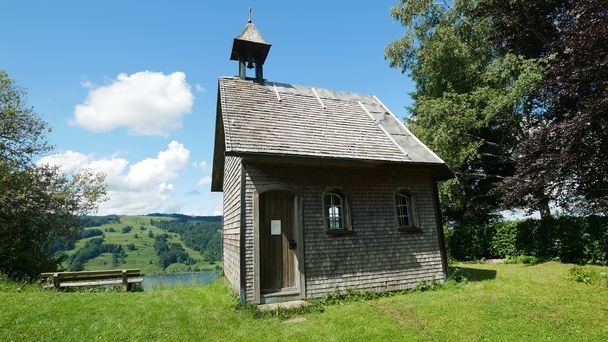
<box><xmin>480</xmin><ymin>0</ymin><xmax>608</xmax><ymax>214</ymax></box>
<box><xmin>0</xmin><ymin>70</ymin><xmax>106</xmax><ymax>279</ymax></box>
<box><xmin>385</xmin><ymin>0</ymin><xmax>544</xmax><ymax>224</ymax></box>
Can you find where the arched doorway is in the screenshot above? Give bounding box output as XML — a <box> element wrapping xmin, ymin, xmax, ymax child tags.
<box><xmin>259</xmin><ymin>190</ymin><xmax>296</xmax><ymax>293</ymax></box>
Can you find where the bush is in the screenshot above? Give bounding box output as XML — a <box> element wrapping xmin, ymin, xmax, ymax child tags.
<box><xmin>121</xmin><ymin>226</ymin><xmax>132</xmax><ymax>234</ymax></box>
<box><xmin>490</xmin><ymin>221</ymin><xmax>518</xmax><ymax>257</ymax></box>
<box><xmin>447</xmin><ymin>216</ymin><xmax>608</xmax><ymax>265</ymax></box>
<box><xmin>445</xmin><ymin>222</ymin><xmax>496</xmax><ymax>261</ymax></box>
<box><xmin>568</xmin><ymin>266</ymin><xmax>599</xmax><ymax>285</ymax></box>
<box><xmin>504</xmin><ymin>255</ymin><xmax>542</xmax><ymax>265</ymax></box>
<box><xmin>80</xmin><ymin>229</ymin><xmax>104</xmax><ymax>239</ymax></box>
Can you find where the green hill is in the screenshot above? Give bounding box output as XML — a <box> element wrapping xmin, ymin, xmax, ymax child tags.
<box><xmin>61</xmin><ymin>215</ymin><xmax>222</xmax><ymax>274</ymax></box>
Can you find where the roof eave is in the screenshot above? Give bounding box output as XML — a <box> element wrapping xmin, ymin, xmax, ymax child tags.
<box><xmin>227</xmin><ymin>150</ymin><xmax>454</xmax><ymax>181</ymax></box>
<box><xmin>211</xmin><ymin>84</ymin><xmax>225</xmax><ymax>192</ymax></box>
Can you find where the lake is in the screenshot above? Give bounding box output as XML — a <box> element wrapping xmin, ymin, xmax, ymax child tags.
<box><xmin>143</xmin><ymin>271</ymin><xmax>220</xmax><ymax>290</ymax></box>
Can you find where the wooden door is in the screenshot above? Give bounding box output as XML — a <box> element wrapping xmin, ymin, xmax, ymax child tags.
<box><xmin>259</xmin><ymin>191</ymin><xmax>296</xmax><ymax>292</ymax></box>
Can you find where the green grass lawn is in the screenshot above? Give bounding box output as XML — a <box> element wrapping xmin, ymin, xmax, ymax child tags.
<box><xmin>1</xmin><ymin>262</ymin><xmax>607</xmax><ymax>341</ymax></box>
<box><xmin>65</xmin><ymin>216</ymin><xmax>218</xmax><ymax>274</ymax></box>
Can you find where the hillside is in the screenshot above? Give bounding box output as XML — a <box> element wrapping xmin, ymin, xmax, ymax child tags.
<box><xmin>61</xmin><ymin>215</ymin><xmax>222</xmax><ymax>274</ymax></box>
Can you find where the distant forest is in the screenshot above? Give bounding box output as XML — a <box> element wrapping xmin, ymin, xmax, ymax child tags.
<box><xmin>49</xmin><ymin>215</ymin><xmax>223</xmax><ymax>272</ymax></box>
<box><xmin>147</xmin><ymin>213</ymin><xmax>222</xmax><ymax>222</ymax></box>
<box><xmin>67</xmin><ymin>237</ymin><xmax>126</xmax><ymax>271</ymax></box>
<box><xmin>49</xmin><ymin>215</ymin><xmax>121</xmax><ymax>254</ymax></box>
<box><xmin>150</xmin><ymin>217</ymin><xmax>222</xmax><ymax>264</ymax></box>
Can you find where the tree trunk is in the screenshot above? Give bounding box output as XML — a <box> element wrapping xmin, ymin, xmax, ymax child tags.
<box><xmin>538</xmin><ymin>197</ymin><xmax>551</xmax><ymax>220</ymax></box>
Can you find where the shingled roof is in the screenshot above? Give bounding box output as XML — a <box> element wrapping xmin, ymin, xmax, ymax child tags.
<box><xmin>211</xmin><ymin>77</ymin><xmax>451</xmax><ymax>191</ymax></box>
<box><xmin>235</xmin><ymin>21</ymin><xmax>269</xmax><ymax>45</ymax></box>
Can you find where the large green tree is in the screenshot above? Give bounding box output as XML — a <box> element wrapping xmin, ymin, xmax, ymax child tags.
<box><xmin>480</xmin><ymin>0</ymin><xmax>608</xmax><ymax>214</ymax></box>
<box><xmin>0</xmin><ymin>70</ymin><xmax>106</xmax><ymax>279</ymax></box>
<box><xmin>385</xmin><ymin>0</ymin><xmax>544</xmax><ymax>225</ymax></box>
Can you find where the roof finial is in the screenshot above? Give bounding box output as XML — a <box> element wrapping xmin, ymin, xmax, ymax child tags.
<box><xmin>248</xmin><ymin>8</ymin><xmax>252</xmax><ymax>23</ymax></box>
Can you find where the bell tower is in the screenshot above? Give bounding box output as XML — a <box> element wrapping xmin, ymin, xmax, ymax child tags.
<box><xmin>230</xmin><ymin>10</ymin><xmax>271</xmax><ymax>83</ymax></box>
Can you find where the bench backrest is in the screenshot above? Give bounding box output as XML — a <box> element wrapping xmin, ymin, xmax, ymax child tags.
<box><xmin>40</xmin><ymin>269</ymin><xmax>140</xmax><ymax>282</ymax></box>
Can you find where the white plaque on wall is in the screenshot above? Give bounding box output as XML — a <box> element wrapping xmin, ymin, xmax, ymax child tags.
<box><xmin>271</xmin><ymin>220</ymin><xmax>281</xmax><ymax>235</ymax></box>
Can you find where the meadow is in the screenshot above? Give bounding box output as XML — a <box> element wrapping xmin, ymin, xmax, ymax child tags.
<box><xmin>65</xmin><ymin>216</ymin><xmax>219</xmax><ymax>274</ymax></box>
<box><xmin>1</xmin><ymin>262</ymin><xmax>606</xmax><ymax>341</ymax></box>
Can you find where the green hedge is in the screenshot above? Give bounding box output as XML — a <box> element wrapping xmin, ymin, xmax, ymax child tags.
<box><xmin>446</xmin><ymin>216</ymin><xmax>608</xmax><ymax>265</ymax></box>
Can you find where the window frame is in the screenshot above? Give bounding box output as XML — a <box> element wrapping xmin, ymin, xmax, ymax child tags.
<box><xmin>322</xmin><ymin>188</ymin><xmax>353</xmax><ymax>236</ymax></box>
<box><xmin>394</xmin><ymin>189</ymin><xmax>422</xmax><ymax>234</ymax></box>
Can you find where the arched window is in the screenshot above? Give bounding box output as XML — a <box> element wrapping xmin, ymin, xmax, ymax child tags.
<box><xmin>325</xmin><ymin>192</ymin><xmax>344</xmax><ymax>230</ymax></box>
<box><xmin>323</xmin><ymin>189</ymin><xmax>352</xmax><ymax>234</ymax></box>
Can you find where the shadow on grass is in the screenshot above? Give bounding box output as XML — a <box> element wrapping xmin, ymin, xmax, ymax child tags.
<box><xmin>451</xmin><ymin>267</ymin><xmax>497</xmax><ymax>282</ymax></box>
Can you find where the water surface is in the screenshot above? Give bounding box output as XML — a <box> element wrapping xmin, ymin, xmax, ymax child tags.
<box><xmin>143</xmin><ymin>271</ymin><xmax>220</xmax><ymax>290</ymax></box>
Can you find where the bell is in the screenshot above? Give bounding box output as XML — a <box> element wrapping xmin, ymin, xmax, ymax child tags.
<box><xmin>247</xmin><ymin>61</ymin><xmax>254</xmax><ymax>69</ymax></box>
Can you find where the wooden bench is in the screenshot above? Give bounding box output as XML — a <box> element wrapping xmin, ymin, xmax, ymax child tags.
<box><xmin>40</xmin><ymin>269</ymin><xmax>143</xmax><ymax>292</ymax></box>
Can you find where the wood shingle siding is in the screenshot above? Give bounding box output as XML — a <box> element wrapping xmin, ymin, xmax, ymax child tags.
<box><xmin>240</xmin><ymin>162</ymin><xmax>444</xmax><ymax>302</ymax></box>
<box><xmin>222</xmin><ymin>156</ymin><xmax>242</xmax><ymax>291</ymax></box>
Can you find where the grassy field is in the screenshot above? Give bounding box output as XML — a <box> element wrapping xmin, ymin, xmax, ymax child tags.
<box><xmin>1</xmin><ymin>262</ymin><xmax>607</xmax><ymax>341</ymax></box>
<box><xmin>66</xmin><ymin>216</ymin><xmax>218</xmax><ymax>274</ymax></box>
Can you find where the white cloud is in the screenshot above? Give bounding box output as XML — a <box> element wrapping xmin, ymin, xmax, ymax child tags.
<box><xmin>197</xmin><ymin>175</ymin><xmax>212</xmax><ymax>186</ymax></box>
<box><xmin>38</xmin><ymin>150</ymin><xmax>92</xmax><ymax>172</ymax></box>
<box><xmin>195</xmin><ymin>84</ymin><xmax>206</xmax><ymax>92</ymax></box>
<box><xmin>80</xmin><ymin>80</ymin><xmax>95</xmax><ymax>89</ymax></box>
<box><xmin>72</xmin><ymin>71</ymin><xmax>194</xmax><ymax>136</ymax></box>
<box><xmin>181</xmin><ymin>192</ymin><xmax>223</xmax><ymax>217</ymax></box>
<box><xmin>192</xmin><ymin>160</ymin><xmax>210</xmax><ymax>171</ymax></box>
<box><xmin>213</xmin><ymin>202</ymin><xmax>223</xmax><ymax>216</ymax></box>
<box><xmin>37</xmin><ymin>141</ymin><xmax>190</xmax><ymax>215</ymax></box>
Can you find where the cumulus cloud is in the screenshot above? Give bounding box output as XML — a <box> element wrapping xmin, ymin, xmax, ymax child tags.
<box><xmin>195</xmin><ymin>84</ymin><xmax>206</xmax><ymax>92</ymax></box>
<box><xmin>192</xmin><ymin>160</ymin><xmax>210</xmax><ymax>171</ymax></box>
<box><xmin>72</xmin><ymin>71</ymin><xmax>194</xmax><ymax>136</ymax></box>
<box><xmin>37</xmin><ymin>141</ymin><xmax>190</xmax><ymax>215</ymax></box>
<box><xmin>197</xmin><ymin>175</ymin><xmax>212</xmax><ymax>186</ymax></box>
<box><xmin>38</xmin><ymin>150</ymin><xmax>92</xmax><ymax>172</ymax></box>
<box><xmin>179</xmin><ymin>191</ymin><xmax>223</xmax><ymax>217</ymax></box>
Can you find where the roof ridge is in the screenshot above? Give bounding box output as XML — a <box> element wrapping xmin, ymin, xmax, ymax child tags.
<box><xmin>219</xmin><ymin>78</ymin><xmax>377</xmax><ymax>100</ymax></box>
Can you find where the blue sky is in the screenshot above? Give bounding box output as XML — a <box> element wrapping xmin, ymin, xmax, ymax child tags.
<box><xmin>1</xmin><ymin>0</ymin><xmax>415</xmax><ymax>216</ymax></box>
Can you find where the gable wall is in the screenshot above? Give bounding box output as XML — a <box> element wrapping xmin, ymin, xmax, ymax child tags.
<box><xmin>241</xmin><ymin>162</ymin><xmax>445</xmax><ymax>302</ymax></box>
<box><xmin>222</xmin><ymin>156</ymin><xmax>242</xmax><ymax>291</ymax></box>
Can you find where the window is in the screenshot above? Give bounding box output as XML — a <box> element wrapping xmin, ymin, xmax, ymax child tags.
<box><xmin>395</xmin><ymin>190</ymin><xmax>421</xmax><ymax>233</ymax></box>
<box><xmin>396</xmin><ymin>193</ymin><xmax>412</xmax><ymax>227</ymax></box>
<box><xmin>323</xmin><ymin>189</ymin><xmax>352</xmax><ymax>235</ymax></box>
<box><xmin>325</xmin><ymin>192</ymin><xmax>344</xmax><ymax>230</ymax></box>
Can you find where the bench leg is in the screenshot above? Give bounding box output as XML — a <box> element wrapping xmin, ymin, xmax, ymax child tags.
<box><xmin>53</xmin><ymin>273</ymin><xmax>60</xmax><ymax>290</ymax></box>
<box><xmin>122</xmin><ymin>270</ymin><xmax>129</xmax><ymax>292</ymax></box>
